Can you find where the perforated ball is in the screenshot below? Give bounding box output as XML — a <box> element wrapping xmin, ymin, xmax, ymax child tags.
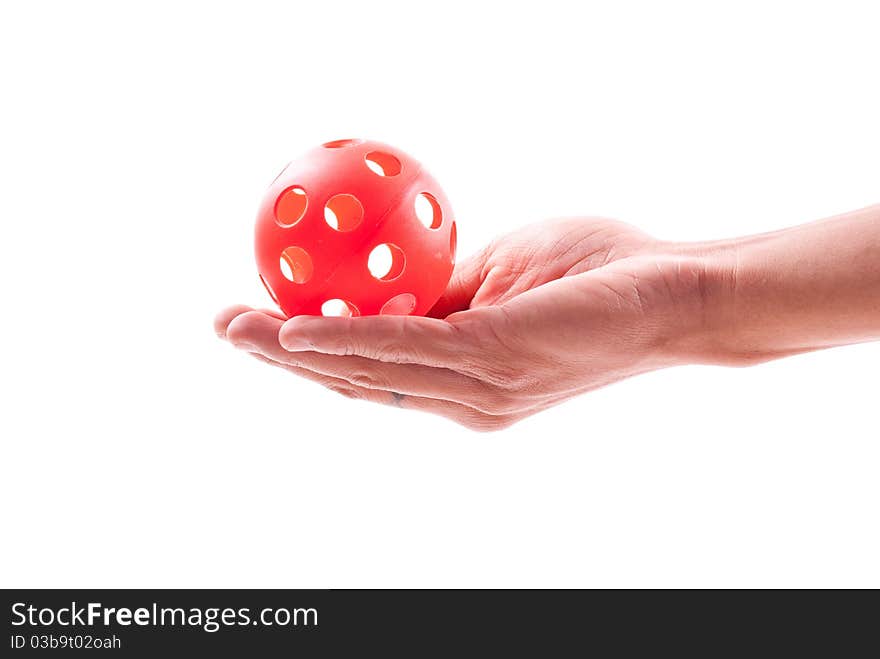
<box><xmin>254</xmin><ymin>139</ymin><xmax>457</xmax><ymax>317</ymax></box>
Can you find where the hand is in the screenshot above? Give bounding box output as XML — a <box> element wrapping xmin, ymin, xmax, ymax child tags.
<box><xmin>216</xmin><ymin>217</ymin><xmax>716</xmax><ymax>430</ymax></box>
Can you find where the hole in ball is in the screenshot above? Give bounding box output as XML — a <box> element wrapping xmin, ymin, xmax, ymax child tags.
<box><xmin>364</xmin><ymin>151</ymin><xmax>402</xmax><ymax>177</ymax></box>
<box><xmin>380</xmin><ymin>293</ymin><xmax>417</xmax><ymax>316</ymax></box>
<box><xmin>274</xmin><ymin>186</ymin><xmax>308</xmax><ymax>228</ymax></box>
<box><xmin>415</xmin><ymin>192</ymin><xmax>442</xmax><ymax>229</ymax></box>
<box><xmin>279</xmin><ymin>246</ymin><xmax>314</xmax><ymax>284</ymax></box>
<box><xmin>449</xmin><ymin>222</ymin><xmax>457</xmax><ymax>262</ymax></box>
<box><xmin>368</xmin><ymin>243</ymin><xmax>406</xmax><ymax>281</ymax></box>
<box><xmin>322</xmin><ymin>138</ymin><xmax>364</xmax><ymax>149</ymax></box>
<box><xmin>321</xmin><ymin>299</ymin><xmax>359</xmax><ymax>317</ymax></box>
<box><xmin>324</xmin><ymin>194</ymin><xmax>364</xmax><ymax>232</ymax></box>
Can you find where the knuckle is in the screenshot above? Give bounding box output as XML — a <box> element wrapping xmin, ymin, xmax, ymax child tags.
<box><xmin>348</xmin><ymin>370</ymin><xmax>387</xmax><ymax>390</ymax></box>
<box><xmin>327</xmin><ymin>385</ymin><xmax>361</xmax><ymax>400</ymax></box>
<box><xmin>339</xmin><ymin>340</ymin><xmax>358</xmax><ymax>356</ymax></box>
<box><xmin>459</xmin><ymin>412</ymin><xmax>517</xmax><ymax>433</ymax></box>
<box><xmin>453</xmin><ymin>309</ymin><xmax>538</xmax><ymax>391</ymax></box>
<box><xmin>468</xmin><ymin>361</ymin><xmax>531</xmax><ymax>392</ymax></box>
<box><xmin>377</xmin><ymin>342</ymin><xmax>408</xmax><ymax>363</ymax></box>
<box><xmin>498</xmin><ymin>371</ymin><xmax>542</xmax><ymax>395</ymax></box>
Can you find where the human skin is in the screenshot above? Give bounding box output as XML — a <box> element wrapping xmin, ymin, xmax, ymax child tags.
<box><xmin>215</xmin><ymin>204</ymin><xmax>880</xmax><ymax>431</ymax></box>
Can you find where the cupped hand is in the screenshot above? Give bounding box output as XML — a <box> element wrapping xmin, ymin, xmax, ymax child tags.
<box><xmin>216</xmin><ymin>218</ymin><xmax>717</xmax><ymax>430</ymax></box>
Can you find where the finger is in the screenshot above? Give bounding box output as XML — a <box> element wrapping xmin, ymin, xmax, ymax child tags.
<box><xmin>214</xmin><ymin>305</ymin><xmax>254</xmax><ymax>339</ymax></box>
<box><xmin>230</xmin><ymin>312</ymin><xmax>511</xmax><ymax>414</ymax></box>
<box><xmin>284</xmin><ymin>351</ymin><xmax>507</xmax><ymax>414</ymax></box>
<box><xmin>246</xmin><ymin>352</ymin><xmax>392</xmax><ymax>404</ymax></box>
<box><xmin>278</xmin><ymin>314</ymin><xmax>467</xmax><ymax>368</ymax></box>
<box><xmin>427</xmin><ymin>247</ymin><xmax>489</xmax><ymax>318</ymax></box>
<box><xmin>239</xmin><ymin>350</ymin><xmax>518</xmax><ymax>432</ymax></box>
<box><xmin>214</xmin><ymin>305</ymin><xmax>286</xmax><ymax>339</ymax></box>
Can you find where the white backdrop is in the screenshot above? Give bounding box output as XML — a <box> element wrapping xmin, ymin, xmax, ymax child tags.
<box><xmin>1</xmin><ymin>0</ymin><xmax>878</xmax><ymax>588</ymax></box>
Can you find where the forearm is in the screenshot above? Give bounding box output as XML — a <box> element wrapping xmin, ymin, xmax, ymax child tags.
<box><xmin>690</xmin><ymin>205</ymin><xmax>880</xmax><ymax>365</ymax></box>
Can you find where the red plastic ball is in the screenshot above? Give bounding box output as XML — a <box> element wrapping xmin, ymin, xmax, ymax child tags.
<box><xmin>254</xmin><ymin>139</ymin><xmax>457</xmax><ymax>318</ymax></box>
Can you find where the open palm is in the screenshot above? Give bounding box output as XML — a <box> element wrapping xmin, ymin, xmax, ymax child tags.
<box><xmin>216</xmin><ymin>217</ymin><xmax>706</xmax><ymax>430</ymax></box>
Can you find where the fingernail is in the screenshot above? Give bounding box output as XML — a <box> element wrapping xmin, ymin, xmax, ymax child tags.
<box><xmin>232</xmin><ymin>341</ymin><xmax>257</xmax><ymax>352</ymax></box>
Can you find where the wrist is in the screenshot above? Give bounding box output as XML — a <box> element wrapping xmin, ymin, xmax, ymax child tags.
<box><xmin>616</xmin><ymin>248</ymin><xmax>740</xmax><ymax>369</ymax></box>
<box><xmin>640</xmin><ymin>205</ymin><xmax>880</xmax><ymax>369</ymax></box>
<box><xmin>650</xmin><ymin>241</ymin><xmax>756</xmax><ymax>368</ymax></box>
<box><xmin>666</xmin><ymin>233</ymin><xmax>818</xmax><ymax>368</ymax></box>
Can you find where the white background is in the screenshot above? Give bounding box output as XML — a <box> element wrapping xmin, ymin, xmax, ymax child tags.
<box><xmin>1</xmin><ymin>1</ymin><xmax>878</xmax><ymax>588</ymax></box>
